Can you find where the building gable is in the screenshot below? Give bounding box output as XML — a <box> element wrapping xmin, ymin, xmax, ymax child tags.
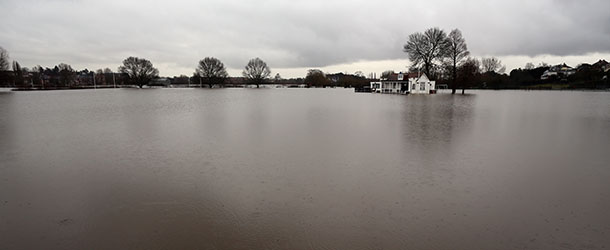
<box><xmin>417</xmin><ymin>73</ymin><xmax>430</xmax><ymax>83</ymax></box>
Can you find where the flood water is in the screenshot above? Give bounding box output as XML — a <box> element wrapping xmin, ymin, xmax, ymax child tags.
<box><xmin>1</xmin><ymin>89</ymin><xmax>609</xmax><ymax>250</ymax></box>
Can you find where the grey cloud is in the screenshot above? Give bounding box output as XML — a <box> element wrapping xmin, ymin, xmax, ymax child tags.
<box><xmin>1</xmin><ymin>0</ymin><xmax>609</xmax><ymax>73</ymax></box>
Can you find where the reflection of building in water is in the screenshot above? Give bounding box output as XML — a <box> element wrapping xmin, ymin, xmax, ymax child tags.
<box><xmin>370</xmin><ymin>72</ymin><xmax>436</xmax><ymax>94</ymax></box>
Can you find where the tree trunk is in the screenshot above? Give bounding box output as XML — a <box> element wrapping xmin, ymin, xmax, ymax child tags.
<box><xmin>425</xmin><ymin>64</ymin><xmax>431</xmax><ymax>79</ymax></box>
<box><xmin>451</xmin><ymin>69</ymin><xmax>457</xmax><ymax>95</ymax></box>
<box><xmin>451</xmin><ymin>60</ymin><xmax>457</xmax><ymax>94</ymax></box>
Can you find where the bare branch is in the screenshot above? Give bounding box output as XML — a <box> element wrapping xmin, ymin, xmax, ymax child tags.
<box><xmin>242</xmin><ymin>57</ymin><xmax>271</xmax><ymax>88</ymax></box>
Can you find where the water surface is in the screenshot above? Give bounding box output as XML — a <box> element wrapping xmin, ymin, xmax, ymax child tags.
<box><xmin>1</xmin><ymin>89</ymin><xmax>609</xmax><ymax>249</ymax></box>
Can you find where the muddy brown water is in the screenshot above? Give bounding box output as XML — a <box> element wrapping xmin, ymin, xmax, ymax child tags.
<box><xmin>1</xmin><ymin>89</ymin><xmax>609</xmax><ymax>250</ymax></box>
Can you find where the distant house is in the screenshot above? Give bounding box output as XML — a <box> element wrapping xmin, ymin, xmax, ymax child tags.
<box><xmin>541</xmin><ymin>63</ymin><xmax>576</xmax><ymax>80</ymax></box>
<box><xmin>592</xmin><ymin>59</ymin><xmax>610</xmax><ymax>72</ymax></box>
<box><xmin>369</xmin><ymin>72</ymin><xmax>436</xmax><ymax>94</ymax></box>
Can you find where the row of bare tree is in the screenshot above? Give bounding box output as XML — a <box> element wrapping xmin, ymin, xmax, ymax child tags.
<box><xmin>1</xmin><ymin>46</ymin><xmax>275</xmax><ymax>89</ymax></box>
<box><xmin>194</xmin><ymin>57</ymin><xmax>271</xmax><ymax>88</ymax></box>
<box><xmin>116</xmin><ymin>56</ymin><xmax>273</xmax><ymax>88</ymax></box>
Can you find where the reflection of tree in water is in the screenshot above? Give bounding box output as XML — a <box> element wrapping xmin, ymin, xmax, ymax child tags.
<box><xmin>399</xmin><ymin>93</ymin><xmax>476</xmax><ymax>191</ymax></box>
<box><xmin>0</xmin><ymin>93</ymin><xmax>17</xmax><ymax>152</ymax></box>
<box><xmin>401</xmin><ymin>94</ymin><xmax>475</xmax><ymax>157</ymax></box>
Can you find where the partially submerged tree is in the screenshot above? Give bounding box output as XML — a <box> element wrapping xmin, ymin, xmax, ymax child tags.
<box><xmin>445</xmin><ymin>29</ymin><xmax>469</xmax><ymax>94</ymax></box>
<box><xmin>304</xmin><ymin>69</ymin><xmax>330</xmax><ymax>87</ymax></box>
<box><xmin>118</xmin><ymin>57</ymin><xmax>159</xmax><ymax>88</ymax></box>
<box><xmin>242</xmin><ymin>57</ymin><xmax>271</xmax><ymax>88</ymax></box>
<box><xmin>195</xmin><ymin>57</ymin><xmax>229</xmax><ymax>88</ymax></box>
<box><xmin>481</xmin><ymin>57</ymin><xmax>506</xmax><ymax>74</ymax></box>
<box><xmin>457</xmin><ymin>57</ymin><xmax>480</xmax><ymax>94</ymax></box>
<box><xmin>403</xmin><ymin>27</ymin><xmax>450</xmax><ymax>79</ymax></box>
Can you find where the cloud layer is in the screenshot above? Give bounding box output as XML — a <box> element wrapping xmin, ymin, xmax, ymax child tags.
<box><xmin>1</xmin><ymin>0</ymin><xmax>609</xmax><ymax>76</ymax></box>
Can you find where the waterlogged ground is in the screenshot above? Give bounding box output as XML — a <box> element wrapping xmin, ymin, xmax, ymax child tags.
<box><xmin>1</xmin><ymin>89</ymin><xmax>609</xmax><ymax>250</ymax></box>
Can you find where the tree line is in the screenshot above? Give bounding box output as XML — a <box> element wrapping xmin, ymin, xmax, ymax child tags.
<box><xmin>402</xmin><ymin>27</ymin><xmax>610</xmax><ymax>92</ymax></box>
<box><xmin>1</xmin><ymin>45</ymin><xmax>370</xmax><ymax>89</ymax></box>
<box><xmin>3</xmin><ymin>41</ymin><xmax>608</xmax><ymax>91</ymax></box>
<box><xmin>0</xmin><ymin>47</ymin><xmax>279</xmax><ymax>89</ymax></box>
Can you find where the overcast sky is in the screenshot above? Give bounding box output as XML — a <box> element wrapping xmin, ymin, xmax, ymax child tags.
<box><xmin>1</xmin><ymin>0</ymin><xmax>609</xmax><ymax>77</ymax></box>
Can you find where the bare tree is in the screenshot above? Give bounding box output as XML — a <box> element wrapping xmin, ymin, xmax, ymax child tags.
<box><xmin>57</xmin><ymin>63</ymin><xmax>76</xmax><ymax>88</ymax></box>
<box><xmin>94</xmin><ymin>69</ymin><xmax>106</xmax><ymax>85</ymax></box>
<box><xmin>13</xmin><ymin>61</ymin><xmax>27</xmax><ymax>88</ymax></box>
<box><xmin>524</xmin><ymin>62</ymin><xmax>535</xmax><ymax>70</ymax></box>
<box><xmin>446</xmin><ymin>29</ymin><xmax>469</xmax><ymax>94</ymax></box>
<box><xmin>0</xmin><ymin>46</ymin><xmax>9</xmax><ymax>71</ymax></box>
<box><xmin>31</xmin><ymin>65</ymin><xmax>44</xmax><ymax>88</ymax></box>
<box><xmin>12</xmin><ymin>61</ymin><xmax>21</xmax><ymax>72</ymax></box>
<box><xmin>403</xmin><ymin>27</ymin><xmax>450</xmax><ymax>79</ymax></box>
<box><xmin>12</xmin><ymin>61</ymin><xmax>25</xmax><ymax>87</ymax></box>
<box><xmin>195</xmin><ymin>57</ymin><xmax>228</xmax><ymax>88</ymax></box>
<box><xmin>242</xmin><ymin>57</ymin><xmax>271</xmax><ymax>88</ymax></box>
<box><xmin>481</xmin><ymin>57</ymin><xmax>506</xmax><ymax>74</ymax></box>
<box><xmin>118</xmin><ymin>57</ymin><xmax>159</xmax><ymax>88</ymax></box>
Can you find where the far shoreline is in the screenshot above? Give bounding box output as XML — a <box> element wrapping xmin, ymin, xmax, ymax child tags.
<box><xmin>4</xmin><ymin>86</ymin><xmax>610</xmax><ymax>93</ymax></box>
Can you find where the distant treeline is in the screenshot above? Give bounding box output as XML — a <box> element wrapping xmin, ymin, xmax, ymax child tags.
<box><xmin>1</xmin><ymin>44</ymin><xmax>608</xmax><ymax>90</ymax></box>
<box><xmin>0</xmin><ymin>64</ymin><xmax>371</xmax><ymax>89</ymax></box>
<box><xmin>401</xmin><ymin>27</ymin><xmax>610</xmax><ymax>92</ymax></box>
<box><xmin>431</xmin><ymin>60</ymin><xmax>610</xmax><ymax>90</ymax></box>
<box><xmin>0</xmin><ymin>46</ymin><xmax>371</xmax><ymax>89</ymax></box>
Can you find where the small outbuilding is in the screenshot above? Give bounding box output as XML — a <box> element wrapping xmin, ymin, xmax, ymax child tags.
<box><xmin>370</xmin><ymin>72</ymin><xmax>436</xmax><ymax>94</ymax></box>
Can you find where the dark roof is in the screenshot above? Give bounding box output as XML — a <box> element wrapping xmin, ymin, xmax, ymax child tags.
<box><xmin>593</xmin><ymin>59</ymin><xmax>609</xmax><ymax>67</ymax></box>
<box><xmin>385</xmin><ymin>72</ymin><xmax>420</xmax><ymax>81</ymax></box>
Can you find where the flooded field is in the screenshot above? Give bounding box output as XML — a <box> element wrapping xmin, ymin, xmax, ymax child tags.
<box><xmin>1</xmin><ymin>89</ymin><xmax>609</xmax><ymax>250</ymax></box>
